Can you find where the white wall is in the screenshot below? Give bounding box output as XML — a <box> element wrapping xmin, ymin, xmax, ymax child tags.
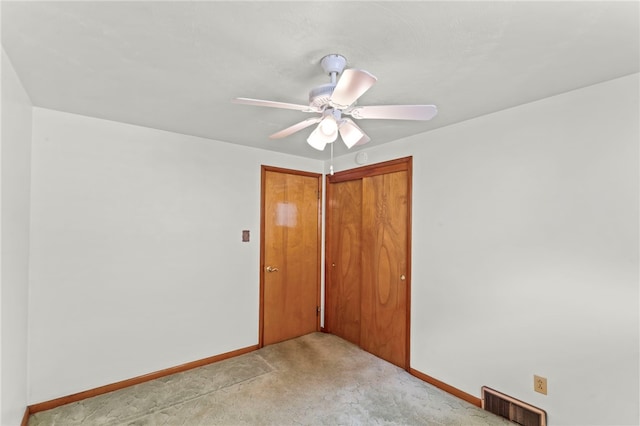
<box><xmin>28</xmin><ymin>108</ymin><xmax>323</xmax><ymax>404</ymax></box>
<box><xmin>21</xmin><ymin>71</ymin><xmax>640</xmax><ymax>424</ymax></box>
<box><xmin>332</xmin><ymin>74</ymin><xmax>639</xmax><ymax>425</ymax></box>
<box><xmin>1</xmin><ymin>49</ymin><xmax>33</xmax><ymax>425</ymax></box>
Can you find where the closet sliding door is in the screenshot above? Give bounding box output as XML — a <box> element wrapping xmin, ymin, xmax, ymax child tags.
<box><xmin>326</xmin><ymin>178</ymin><xmax>363</xmax><ymax>346</ymax></box>
<box><xmin>326</xmin><ymin>157</ymin><xmax>412</xmax><ymax>369</ymax></box>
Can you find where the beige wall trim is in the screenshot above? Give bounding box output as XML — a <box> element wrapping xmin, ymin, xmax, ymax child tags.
<box><xmin>409</xmin><ymin>368</ymin><xmax>482</xmax><ymax>407</ymax></box>
<box><xmin>21</xmin><ymin>407</ymin><xmax>31</xmax><ymax>426</ymax></box>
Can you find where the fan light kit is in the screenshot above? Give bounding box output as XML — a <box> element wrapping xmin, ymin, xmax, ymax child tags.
<box><xmin>232</xmin><ymin>54</ymin><xmax>438</xmax><ymax>151</ymax></box>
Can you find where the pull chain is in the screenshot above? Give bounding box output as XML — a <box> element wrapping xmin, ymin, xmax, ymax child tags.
<box><xmin>330</xmin><ymin>142</ymin><xmax>334</xmax><ymax>175</ymax></box>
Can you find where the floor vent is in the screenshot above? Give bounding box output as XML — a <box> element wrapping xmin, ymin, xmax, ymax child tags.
<box><xmin>481</xmin><ymin>386</ymin><xmax>547</xmax><ymax>426</ymax></box>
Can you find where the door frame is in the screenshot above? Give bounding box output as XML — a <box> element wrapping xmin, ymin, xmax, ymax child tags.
<box><xmin>259</xmin><ymin>165</ymin><xmax>323</xmax><ymax>348</ymax></box>
<box><xmin>325</xmin><ymin>156</ymin><xmax>413</xmax><ymax>369</ymax></box>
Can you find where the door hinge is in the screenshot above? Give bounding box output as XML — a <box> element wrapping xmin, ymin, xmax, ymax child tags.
<box><xmin>316</xmin><ymin>306</ymin><xmax>321</xmax><ymax>315</ymax></box>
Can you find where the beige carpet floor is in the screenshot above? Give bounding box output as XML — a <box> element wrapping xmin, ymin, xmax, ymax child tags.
<box><xmin>28</xmin><ymin>332</ymin><xmax>512</xmax><ymax>425</ymax></box>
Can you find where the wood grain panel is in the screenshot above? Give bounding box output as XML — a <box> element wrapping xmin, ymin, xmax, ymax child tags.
<box><xmin>360</xmin><ymin>171</ymin><xmax>408</xmax><ymax>368</ymax></box>
<box><xmin>325</xmin><ymin>157</ymin><xmax>412</xmax><ymax>369</ymax></box>
<box><xmin>328</xmin><ymin>157</ymin><xmax>411</xmax><ymax>183</ymax></box>
<box><xmin>263</xmin><ymin>169</ymin><xmax>320</xmax><ymax>345</ymax></box>
<box><xmin>326</xmin><ymin>179</ymin><xmax>362</xmax><ymax>345</ymax></box>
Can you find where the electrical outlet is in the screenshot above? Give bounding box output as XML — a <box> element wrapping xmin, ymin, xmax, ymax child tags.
<box><xmin>534</xmin><ymin>375</ymin><xmax>547</xmax><ymax>395</ymax></box>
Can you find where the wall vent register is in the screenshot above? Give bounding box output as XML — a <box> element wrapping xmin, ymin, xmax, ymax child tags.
<box><xmin>481</xmin><ymin>386</ymin><xmax>547</xmax><ymax>426</ymax></box>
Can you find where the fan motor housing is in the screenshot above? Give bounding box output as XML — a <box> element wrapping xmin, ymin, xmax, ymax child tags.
<box><xmin>309</xmin><ymin>83</ymin><xmax>335</xmax><ymax>109</ymax></box>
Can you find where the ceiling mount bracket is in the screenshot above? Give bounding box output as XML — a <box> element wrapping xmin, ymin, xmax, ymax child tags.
<box><xmin>320</xmin><ymin>54</ymin><xmax>347</xmax><ymax>76</ymax></box>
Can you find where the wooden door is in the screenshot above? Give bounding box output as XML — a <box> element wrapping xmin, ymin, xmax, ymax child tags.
<box><xmin>261</xmin><ymin>166</ymin><xmax>321</xmax><ymax>346</ymax></box>
<box><xmin>326</xmin><ymin>157</ymin><xmax>411</xmax><ymax>369</ymax></box>
<box><xmin>360</xmin><ymin>170</ymin><xmax>408</xmax><ymax>368</ymax></box>
<box><xmin>326</xmin><ymin>179</ymin><xmax>362</xmax><ymax>345</ymax></box>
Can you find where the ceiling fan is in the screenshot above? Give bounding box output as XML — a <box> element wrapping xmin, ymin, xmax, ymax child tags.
<box><xmin>232</xmin><ymin>54</ymin><xmax>438</xmax><ymax>151</ymax></box>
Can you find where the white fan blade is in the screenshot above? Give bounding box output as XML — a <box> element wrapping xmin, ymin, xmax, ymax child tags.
<box><xmin>350</xmin><ymin>104</ymin><xmax>438</xmax><ymax>120</ymax></box>
<box><xmin>307</xmin><ymin>124</ymin><xmax>338</xmax><ymax>151</ymax></box>
<box><xmin>269</xmin><ymin>117</ymin><xmax>321</xmax><ymax>139</ymax></box>
<box><xmin>339</xmin><ymin>119</ymin><xmax>370</xmax><ymax>149</ymax></box>
<box><xmin>232</xmin><ymin>97</ymin><xmax>316</xmax><ymax>112</ymax></box>
<box><xmin>354</xmin><ymin>135</ymin><xmax>371</xmax><ymax>146</ymax></box>
<box><xmin>330</xmin><ymin>69</ymin><xmax>377</xmax><ymax>109</ymax></box>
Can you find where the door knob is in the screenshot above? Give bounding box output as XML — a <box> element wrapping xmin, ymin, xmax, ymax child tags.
<box><xmin>400</xmin><ymin>274</ymin><xmax>406</xmax><ymax>281</ymax></box>
<box><xmin>265</xmin><ymin>266</ymin><xmax>279</xmax><ymax>272</ymax></box>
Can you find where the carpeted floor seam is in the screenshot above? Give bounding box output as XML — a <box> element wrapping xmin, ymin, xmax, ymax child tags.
<box><xmin>106</xmin><ymin>367</ymin><xmax>278</xmax><ymax>426</ymax></box>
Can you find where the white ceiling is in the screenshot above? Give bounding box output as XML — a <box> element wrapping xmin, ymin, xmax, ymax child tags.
<box><xmin>2</xmin><ymin>1</ymin><xmax>638</xmax><ymax>160</ymax></box>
